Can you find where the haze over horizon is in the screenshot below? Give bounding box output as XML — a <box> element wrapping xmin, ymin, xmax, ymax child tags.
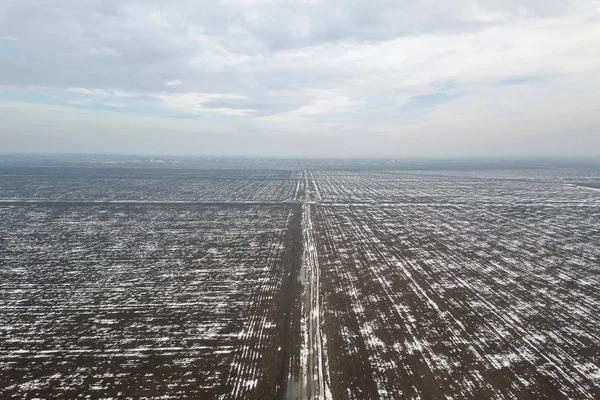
<box><xmin>1</xmin><ymin>1</ymin><xmax>600</xmax><ymax>158</ymax></box>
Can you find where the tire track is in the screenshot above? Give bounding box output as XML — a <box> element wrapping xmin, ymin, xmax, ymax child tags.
<box><xmin>288</xmin><ymin>170</ymin><xmax>331</xmax><ymax>399</ymax></box>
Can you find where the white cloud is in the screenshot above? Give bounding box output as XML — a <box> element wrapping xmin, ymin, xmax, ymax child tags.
<box><xmin>1</xmin><ymin>0</ymin><xmax>599</xmax><ymax>156</ymax></box>
<box><xmin>66</xmin><ymin>87</ymin><xmax>113</xmax><ymax>96</ymax></box>
<box><xmin>66</xmin><ymin>98</ymin><xmax>93</xmax><ymax>106</ymax></box>
<box><xmin>64</xmin><ymin>87</ymin><xmax>138</xmax><ymax>98</ymax></box>
<box><xmin>153</xmin><ymin>92</ymin><xmax>254</xmax><ymax>116</ymax></box>
<box><xmin>261</xmin><ymin>95</ymin><xmax>363</xmax><ymax>123</ymax></box>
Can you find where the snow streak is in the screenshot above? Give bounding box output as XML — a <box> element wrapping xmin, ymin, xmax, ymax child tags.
<box><xmin>290</xmin><ymin>170</ymin><xmax>332</xmax><ymax>399</ymax></box>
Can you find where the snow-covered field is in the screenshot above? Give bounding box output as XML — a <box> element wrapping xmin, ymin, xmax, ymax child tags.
<box><xmin>313</xmin><ymin>169</ymin><xmax>600</xmax><ymax>399</ymax></box>
<box><xmin>1</xmin><ymin>158</ymin><xmax>599</xmax><ymax>399</ymax></box>
<box><xmin>0</xmin><ymin>203</ymin><xmax>300</xmax><ymax>398</ymax></box>
<box><xmin>0</xmin><ymin>166</ymin><xmax>300</xmax><ymax>202</ymax></box>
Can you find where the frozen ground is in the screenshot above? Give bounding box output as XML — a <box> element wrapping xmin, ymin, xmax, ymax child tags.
<box><xmin>313</xmin><ymin>167</ymin><xmax>600</xmax><ymax>399</ymax></box>
<box><xmin>1</xmin><ymin>156</ymin><xmax>599</xmax><ymax>399</ymax></box>
<box><xmin>0</xmin><ymin>203</ymin><xmax>300</xmax><ymax>398</ymax></box>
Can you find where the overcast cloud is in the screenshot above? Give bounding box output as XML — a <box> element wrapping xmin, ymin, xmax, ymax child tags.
<box><xmin>1</xmin><ymin>0</ymin><xmax>599</xmax><ymax>157</ymax></box>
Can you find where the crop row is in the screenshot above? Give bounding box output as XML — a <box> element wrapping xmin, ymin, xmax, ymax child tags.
<box><xmin>0</xmin><ymin>204</ymin><xmax>299</xmax><ymax>399</ymax></box>
<box><xmin>313</xmin><ymin>181</ymin><xmax>600</xmax><ymax>398</ymax></box>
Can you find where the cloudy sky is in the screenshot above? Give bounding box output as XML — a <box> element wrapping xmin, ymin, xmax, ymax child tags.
<box><xmin>1</xmin><ymin>0</ymin><xmax>599</xmax><ymax>157</ymax></box>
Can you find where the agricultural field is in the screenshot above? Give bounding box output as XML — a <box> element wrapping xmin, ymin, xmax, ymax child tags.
<box><xmin>0</xmin><ymin>171</ymin><xmax>300</xmax><ymax>203</ymax></box>
<box><xmin>0</xmin><ymin>203</ymin><xmax>301</xmax><ymax>398</ymax></box>
<box><xmin>310</xmin><ymin>169</ymin><xmax>600</xmax><ymax>399</ymax></box>
<box><xmin>1</xmin><ymin>157</ymin><xmax>599</xmax><ymax>399</ymax></box>
<box><xmin>0</xmin><ymin>157</ymin><xmax>301</xmax><ymax>202</ymax></box>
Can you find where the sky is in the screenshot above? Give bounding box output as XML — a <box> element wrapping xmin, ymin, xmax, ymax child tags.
<box><xmin>1</xmin><ymin>0</ymin><xmax>600</xmax><ymax>157</ymax></box>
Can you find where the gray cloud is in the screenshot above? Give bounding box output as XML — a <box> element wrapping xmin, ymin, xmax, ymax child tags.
<box><xmin>1</xmin><ymin>0</ymin><xmax>599</xmax><ymax>156</ymax></box>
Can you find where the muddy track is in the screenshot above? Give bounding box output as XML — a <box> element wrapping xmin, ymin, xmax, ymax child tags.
<box><xmin>285</xmin><ymin>170</ymin><xmax>331</xmax><ymax>400</ymax></box>
<box><xmin>279</xmin><ymin>203</ymin><xmax>303</xmax><ymax>399</ymax></box>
